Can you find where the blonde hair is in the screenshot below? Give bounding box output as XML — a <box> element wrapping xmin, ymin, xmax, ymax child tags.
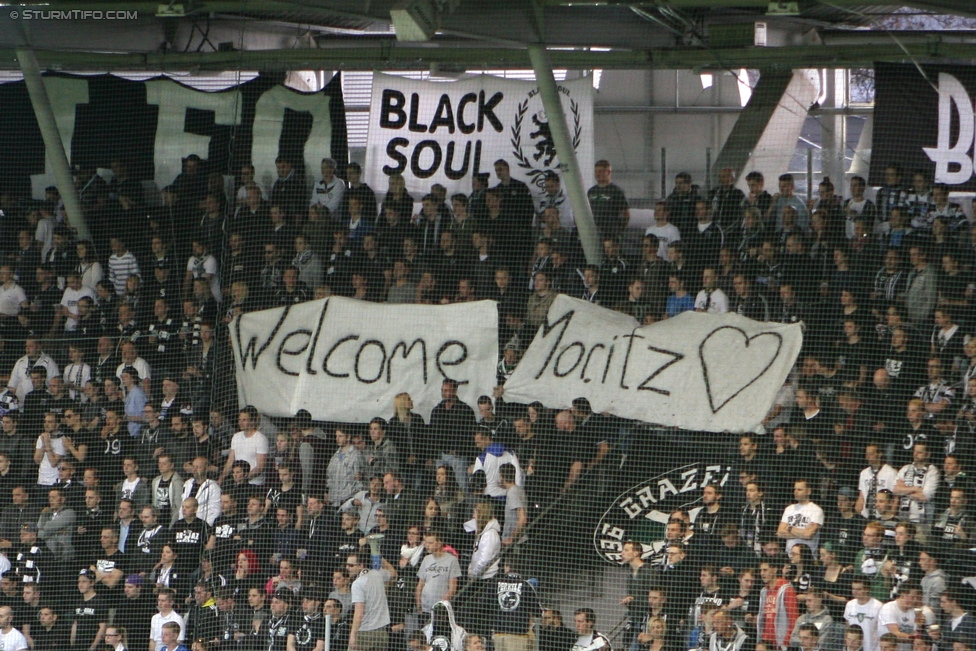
<box><xmin>474</xmin><ymin>501</ymin><xmax>495</xmax><ymax>532</ymax></box>
<box><xmin>394</xmin><ymin>393</ymin><xmax>412</xmax><ymax>421</ymax></box>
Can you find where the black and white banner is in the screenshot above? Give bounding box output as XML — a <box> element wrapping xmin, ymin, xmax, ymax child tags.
<box><xmin>594</xmin><ymin>462</ymin><xmax>732</xmax><ymax>564</ymax></box>
<box><xmin>231</xmin><ymin>296</ymin><xmax>498</xmax><ymax>421</ymax></box>
<box><xmin>872</xmin><ymin>62</ymin><xmax>976</xmax><ymax>189</ymax></box>
<box><xmin>364</xmin><ymin>72</ymin><xmax>594</xmax><ymax>198</ymax></box>
<box><xmin>0</xmin><ymin>72</ymin><xmax>346</xmax><ymax>199</ymax></box>
<box><xmin>503</xmin><ymin>296</ymin><xmax>803</xmax><ymax>433</ymax></box>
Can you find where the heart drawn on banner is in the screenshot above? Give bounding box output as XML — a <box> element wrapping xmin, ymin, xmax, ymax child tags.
<box><xmin>699</xmin><ymin>326</ymin><xmax>784</xmax><ymax>413</ymax></box>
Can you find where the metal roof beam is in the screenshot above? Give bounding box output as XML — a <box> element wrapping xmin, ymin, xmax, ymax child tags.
<box><xmin>4</xmin><ymin>41</ymin><xmax>976</xmax><ymax>71</ymax></box>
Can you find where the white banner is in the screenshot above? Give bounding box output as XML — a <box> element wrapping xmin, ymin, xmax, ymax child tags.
<box><xmin>364</xmin><ymin>73</ymin><xmax>594</xmax><ymax>199</ymax></box>
<box><xmin>502</xmin><ymin>297</ymin><xmax>803</xmax><ymax>433</ymax></box>
<box><xmin>231</xmin><ymin>297</ymin><xmax>498</xmax><ymax>422</ymax></box>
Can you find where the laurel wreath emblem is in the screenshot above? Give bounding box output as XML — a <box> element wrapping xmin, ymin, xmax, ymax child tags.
<box><xmin>511</xmin><ymin>95</ymin><xmax>583</xmax><ymax>190</ymax></box>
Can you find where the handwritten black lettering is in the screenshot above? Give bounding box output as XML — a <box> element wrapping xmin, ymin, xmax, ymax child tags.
<box><xmin>533</xmin><ymin>309</ymin><xmax>575</xmax><ymax>380</ymax></box>
<box><xmin>355</xmin><ymin>340</ymin><xmax>387</xmax><ymax>384</ymax></box>
<box><xmin>636</xmin><ymin>346</ymin><xmax>685</xmax><ymax>396</ymax></box>
<box><xmin>436</xmin><ymin>340</ymin><xmax>469</xmax><ymax>385</ymax></box>
<box><xmin>554</xmin><ymin>342</ymin><xmax>585</xmax><ymax>378</ymax></box>
<box><xmin>580</xmin><ymin>343</ymin><xmax>606</xmax><ymax>384</ymax></box>
<box><xmin>619</xmin><ymin>330</ymin><xmax>644</xmax><ymax>390</ymax></box>
<box><xmin>234</xmin><ymin>304</ymin><xmax>293</xmax><ymax>370</ymax></box>
<box><xmin>387</xmin><ymin>339</ymin><xmax>428</xmax><ymax>384</ymax></box>
<box><xmin>323</xmin><ymin>335</ymin><xmax>359</xmax><ymax>378</ymax></box>
<box><xmin>601</xmin><ymin>336</ymin><xmax>617</xmax><ymax>384</ymax></box>
<box><xmin>276</xmin><ymin>330</ymin><xmax>312</xmax><ymax>377</ymax></box>
<box><xmin>304</xmin><ymin>299</ymin><xmax>330</xmax><ymax>375</ymax></box>
<box><xmin>699</xmin><ymin>326</ymin><xmax>783</xmax><ymax>413</ymax></box>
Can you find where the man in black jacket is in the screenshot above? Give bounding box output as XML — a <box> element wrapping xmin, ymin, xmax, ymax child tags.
<box><xmin>428</xmin><ymin>379</ymin><xmax>477</xmax><ymax>494</ymax></box>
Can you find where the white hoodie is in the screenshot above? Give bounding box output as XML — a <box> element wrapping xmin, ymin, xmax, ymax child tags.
<box><xmin>468</xmin><ymin>519</ymin><xmax>501</xmax><ymax>579</ymax></box>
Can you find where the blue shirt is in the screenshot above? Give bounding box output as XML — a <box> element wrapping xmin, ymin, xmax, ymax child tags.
<box><xmin>124</xmin><ymin>386</ymin><xmax>147</xmax><ymax>437</ymax></box>
<box><xmin>666</xmin><ymin>293</ymin><xmax>695</xmax><ymax>317</ymax></box>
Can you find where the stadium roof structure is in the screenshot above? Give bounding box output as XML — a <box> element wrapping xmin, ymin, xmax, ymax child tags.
<box><xmin>0</xmin><ymin>0</ymin><xmax>975</xmax><ymax>72</ymax></box>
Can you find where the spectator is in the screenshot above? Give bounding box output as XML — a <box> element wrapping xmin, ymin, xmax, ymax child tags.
<box><xmin>219</xmin><ymin>406</ymin><xmax>268</xmax><ymax>487</ymax></box>
<box><xmin>777</xmin><ymin>479</ymin><xmax>825</xmax><ymax>554</ymax></box>
<box><xmin>757</xmin><ymin>560</ymin><xmax>799</xmax><ymax>651</ymax></box>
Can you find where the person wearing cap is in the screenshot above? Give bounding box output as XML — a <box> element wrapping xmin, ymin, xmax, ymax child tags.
<box><xmin>310</xmin><ymin>158</ymin><xmax>344</xmax><ymax>217</ymax></box>
<box><xmin>268</xmin><ymin>589</ymin><xmax>294</xmax><ymax>651</ymax></box>
<box><xmin>116</xmin><ymin>574</ymin><xmax>154</xmax><ymax>651</ymax></box>
<box><xmin>286</xmin><ymin>588</ymin><xmax>325</xmax><ymax>651</ymax></box>
<box><xmin>71</xmin><ymin>568</ymin><xmax>107</xmax><ymax>651</ymax></box>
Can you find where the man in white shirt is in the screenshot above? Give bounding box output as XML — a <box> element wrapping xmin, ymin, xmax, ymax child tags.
<box><xmin>114</xmin><ymin>342</ymin><xmax>152</xmax><ymax>396</ymax></box>
<box><xmin>311</xmin><ymin>158</ymin><xmax>344</xmax><ymax>216</ymax></box>
<box><xmin>645</xmin><ymin>202</ymin><xmax>681</xmax><ymax>261</ymax></box>
<box><xmin>877</xmin><ymin>582</ymin><xmax>934</xmax><ymax>651</ymax></box>
<box><xmin>776</xmin><ymin>479</ymin><xmax>824</xmax><ymax>554</ymax></box>
<box><xmin>0</xmin><ymin>605</ymin><xmax>28</xmax><ymax>651</ymax></box>
<box><xmin>855</xmin><ymin>443</ymin><xmax>898</xmax><ymax>519</ymax></box>
<box><xmin>34</xmin><ymin>413</ymin><xmax>65</xmax><ymax>487</ymax></box>
<box><xmin>7</xmin><ymin>338</ymin><xmax>59</xmax><ymax>403</ymax></box>
<box><xmin>893</xmin><ymin>442</ymin><xmax>940</xmax><ymax>527</ymax></box>
<box><xmin>59</xmin><ymin>271</ymin><xmax>97</xmax><ymax>332</ymax></box>
<box><xmin>694</xmin><ymin>268</ymin><xmax>729</xmax><ymax>314</ymax></box>
<box><xmin>218</xmin><ymin>406</ymin><xmax>269</xmax><ymax>486</ymax></box>
<box><xmin>149</xmin><ymin>589</ymin><xmax>185</xmax><ymax>651</ymax></box>
<box><xmin>181</xmin><ymin>456</ymin><xmax>221</xmax><ymax>525</ymax></box>
<box><xmin>470</xmin><ymin>429</ymin><xmax>523</xmax><ymax>498</ymax></box>
<box><xmin>844</xmin><ymin>578</ymin><xmax>882</xmax><ymax>651</ymax></box>
<box><xmin>184</xmin><ymin>240</ymin><xmax>221</xmax><ymax>303</ymax></box>
<box><xmin>0</xmin><ymin>266</ymin><xmax>27</xmax><ymax>320</ymax></box>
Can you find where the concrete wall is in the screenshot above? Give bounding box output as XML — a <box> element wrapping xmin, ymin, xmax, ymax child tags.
<box><xmin>593</xmin><ymin>69</ymin><xmax>745</xmax><ymax>205</ymax></box>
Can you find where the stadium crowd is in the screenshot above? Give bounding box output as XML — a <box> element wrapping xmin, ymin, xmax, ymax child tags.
<box><xmin>0</xmin><ymin>154</ymin><xmax>972</xmax><ymax>651</ymax></box>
